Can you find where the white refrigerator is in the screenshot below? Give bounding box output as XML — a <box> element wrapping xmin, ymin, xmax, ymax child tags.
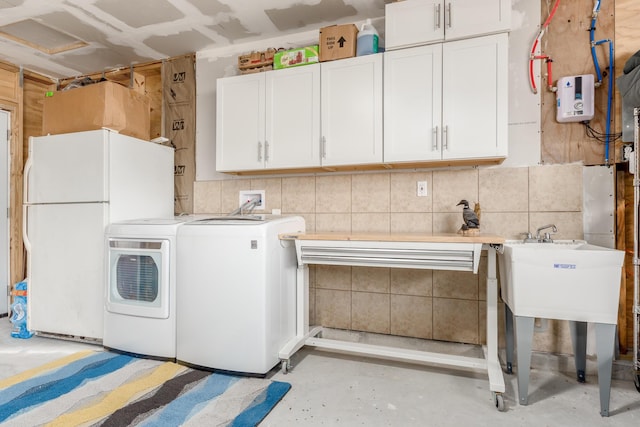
<box><xmin>23</xmin><ymin>129</ymin><xmax>174</xmax><ymax>340</ymax></box>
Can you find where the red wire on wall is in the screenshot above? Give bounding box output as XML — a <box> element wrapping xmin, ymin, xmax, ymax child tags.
<box><xmin>529</xmin><ymin>0</ymin><xmax>561</xmax><ymax>93</ymax></box>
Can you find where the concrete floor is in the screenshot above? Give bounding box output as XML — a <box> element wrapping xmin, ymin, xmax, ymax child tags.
<box><xmin>1</xmin><ymin>318</ymin><xmax>639</xmax><ymax>426</ymax></box>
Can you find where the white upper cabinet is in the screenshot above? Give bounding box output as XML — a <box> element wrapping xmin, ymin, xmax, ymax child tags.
<box><xmin>320</xmin><ymin>54</ymin><xmax>383</xmax><ymax>167</ymax></box>
<box><xmin>441</xmin><ymin>33</ymin><xmax>508</xmax><ymax>160</ymax></box>
<box><xmin>216</xmin><ymin>64</ymin><xmax>320</xmax><ymax>172</ymax></box>
<box><xmin>384</xmin><ymin>44</ymin><xmax>443</xmax><ymax>162</ymax></box>
<box><xmin>216</xmin><ymin>73</ymin><xmax>264</xmax><ymax>172</ymax></box>
<box><xmin>385</xmin><ymin>0</ymin><xmax>511</xmax><ymax>50</ymax></box>
<box><xmin>386</xmin><ymin>0</ymin><xmax>443</xmax><ymax>49</ymax></box>
<box><xmin>216</xmin><ymin>6</ymin><xmax>509</xmax><ymax>174</ymax></box>
<box><xmin>443</xmin><ymin>0</ymin><xmax>511</xmax><ymax>41</ymax></box>
<box><xmin>265</xmin><ymin>65</ymin><xmax>321</xmax><ymax>169</ymax></box>
<box><xmin>384</xmin><ymin>33</ymin><xmax>508</xmax><ymax>163</ymax></box>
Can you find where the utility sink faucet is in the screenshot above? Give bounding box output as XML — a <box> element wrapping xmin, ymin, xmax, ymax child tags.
<box><xmin>521</xmin><ymin>224</ymin><xmax>558</xmax><ymax>243</ymax></box>
<box><xmin>535</xmin><ymin>224</ymin><xmax>557</xmax><ymax>242</ymax></box>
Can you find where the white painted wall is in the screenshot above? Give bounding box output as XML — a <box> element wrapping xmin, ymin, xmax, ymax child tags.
<box><xmin>502</xmin><ymin>0</ymin><xmax>542</xmax><ymax>167</ymax></box>
<box><xmin>195</xmin><ymin>1</ymin><xmax>542</xmax><ymax>181</ymax></box>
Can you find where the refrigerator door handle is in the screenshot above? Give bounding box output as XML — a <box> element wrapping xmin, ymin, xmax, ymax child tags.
<box><xmin>22</xmin><ymin>205</ymin><xmax>31</xmax><ymax>253</ymax></box>
<box><xmin>22</xmin><ymin>156</ymin><xmax>33</xmax><ymax>252</ymax></box>
<box><xmin>23</xmin><ymin>156</ymin><xmax>33</xmax><ymax>204</ymax></box>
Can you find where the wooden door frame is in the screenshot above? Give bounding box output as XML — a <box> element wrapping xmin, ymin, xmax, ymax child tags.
<box><xmin>0</xmin><ymin>100</ymin><xmax>24</xmax><ymax>291</ymax></box>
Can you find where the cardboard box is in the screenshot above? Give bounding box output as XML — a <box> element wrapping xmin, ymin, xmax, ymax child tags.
<box><xmin>274</xmin><ymin>45</ymin><xmax>319</xmax><ymax>69</ymax></box>
<box><xmin>319</xmin><ymin>24</ymin><xmax>358</xmax><ymax>62</ymax></box>
<box><xmin>238</xmin><ymin>48</ymin><xmax>276</xmax><ymax>71</ymax></box>
<box><xmin>43</xmin><ymin>81</ymin><xmax>150</xmax><ymax>140</ymax></box>
<box><xmin>240</xmin><ymin>65</ymin><xmax>273</xmax><ymax>75</ymax></box>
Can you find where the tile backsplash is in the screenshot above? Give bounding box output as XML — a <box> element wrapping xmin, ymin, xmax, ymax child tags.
<box><xmin>194</xmin><ymin>164</ymin><xmax>585</xmax><ymax>354</ymax></box>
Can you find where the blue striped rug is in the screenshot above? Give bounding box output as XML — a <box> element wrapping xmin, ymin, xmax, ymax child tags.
<box><xmin>0</xmin><ymin>351</ymin><xmax>290</xmax><ymax>426</ymax></box>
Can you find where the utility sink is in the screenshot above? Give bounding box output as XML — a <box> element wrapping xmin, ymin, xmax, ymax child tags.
<box><xmin>498</xmin><ymin>240</ymin><xmax>625</xmax><ymax>324</ymax></box>
<box><xmin>499</xmin><ymin>240</ymin><xmax>625</xmax><ymax>416</ymax></box>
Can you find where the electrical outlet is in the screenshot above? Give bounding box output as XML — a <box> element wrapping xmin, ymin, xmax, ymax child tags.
<box><xmin>238</xmin><ymin>190</ymin><xmax>265</xmax><ymax>210</ymax></box>
<box><xmin>417</xmin><ymin>181</ymin><xmax>428</xmax><ymax>197</ymax></box>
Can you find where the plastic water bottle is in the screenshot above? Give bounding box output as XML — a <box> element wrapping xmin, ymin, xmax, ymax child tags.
<box><xmin>356</xmin><ymin>19</ymin><xmax>379</xmax><ymax>56</ymax></box>
<box><xmin>10</xmin><ymin>280</ymin><xmax>33</xmax><ymax>339</ymax></box>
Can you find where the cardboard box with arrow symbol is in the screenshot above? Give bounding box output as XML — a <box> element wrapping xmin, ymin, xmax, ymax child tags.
<box><xmin>319</xmin><ymin>23</ymin><xmax>358</xmax><ymax>62</ymax></box>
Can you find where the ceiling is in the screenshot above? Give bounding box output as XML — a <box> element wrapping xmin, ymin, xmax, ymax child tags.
<box><xmin>0</xmin><ymin>0</ymin><xmax>387</xmax><ymax>79</ymax></box>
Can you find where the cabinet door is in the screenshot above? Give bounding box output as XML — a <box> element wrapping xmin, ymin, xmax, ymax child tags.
<box><xmin>384</xmin><ymin>44</ymin><xmax>443</xmax><ymax>162</ymax></box>
<box><xmin>321</xmin><ymin>54</ymin><xmax>383</xmax><ymax>166</ymax></box>
<box><xmin>386</xmin><ymin>0</ymin><xmax>510</xmax><ymax>50</ymax></box>
<box><xmin>216</xmin><ymin>73</ymin><xmax>265</xmax><ymax>171</ymax></box>
<box><xmin>385</xmin><ymin>0</ymin><xmax>443</xmax><ymax>50</ymax></box>
<box><xmin>442</xmin><ymin>33</ymin><xmax>508</xmax><ymax>160</ymax></box>
<box><xmin>265</xmin><ymin>64</ymin><xmax>321</xmax><ymax>169</ymax></box>
<box><xmin>444</xmin><ymin>0</ymin><xmax>510</xmax><ymax>41</ymax></box>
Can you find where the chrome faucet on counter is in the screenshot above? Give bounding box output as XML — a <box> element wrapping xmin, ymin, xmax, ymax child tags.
<box><xmin>536</xmin><ymin>224</ymin><xmax>557</xmax><ymax>242</ymax></box>
<box><xmin>522</xmin><ymin>224</ymin><xmax>558</xmax><ymax>243</ymax></box>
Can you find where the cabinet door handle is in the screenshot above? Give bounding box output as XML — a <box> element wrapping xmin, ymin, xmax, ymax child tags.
<box><xmin>435</xmin><ymin>4</ymin><xmax>441</xmax><ymax>30</ymax></box>
<box><xmin>446</xmin><ymin>2</ymin><xmax>452</xmax><ymax>28</ymax></box>
<box><xmin>432</xmin><ymin>126</ymin><xmax>439</xmax><ymax>151</ymax></box>
<box><xmin>258</xmin><ymin>141</ymin><xmax>263</xmax><ymax>162</ymax></box>
<box><xmin>443</xmin><ymin>126</ymin><xmax>449</xmax><ymax>150</ymax></box>
<box><xmin>321</xmin><ymin>136</ymin><xmax>327</xmax><ymax>159</ymax></box>
<box><xmin>265</xmin><ymin>141</ymin><xmax>270</xmax><ymax>162</ymax></box>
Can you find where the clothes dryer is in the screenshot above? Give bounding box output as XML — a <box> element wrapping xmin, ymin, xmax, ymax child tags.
<box><xmin>104</xmin><ymin>216</ymin><xmax>200</xmax><ymax>359</ymax></box>
<box><xmin>176</xmin><ymin>215</ymin><xmax>305</xmax><ymax>375</ymax></box>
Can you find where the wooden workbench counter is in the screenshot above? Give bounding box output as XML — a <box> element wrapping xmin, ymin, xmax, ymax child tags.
<box><xmin>281</xmin><ymin>231</ymin><xmax>505</xmax><ymax>245</ymax></box>
<box><xmin>278</xmin><ymin>230</ymin><xmax>507</xmax><ymax>406</ymax></box>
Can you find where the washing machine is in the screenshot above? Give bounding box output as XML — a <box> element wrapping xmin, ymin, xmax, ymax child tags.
<box><xmin>176</xmin><ymin>215</ymin><xmax>305</xmax><ymax>375</ymax></box>
<box><xmin>104</xmin><ymin>216</ymin><xmax>201</xmax><ymax>359</ymax></box>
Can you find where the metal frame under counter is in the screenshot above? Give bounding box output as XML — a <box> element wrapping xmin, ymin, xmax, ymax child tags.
<box><xmin>278</xmin><ymin>232</ymin><xmax>506</xmax><ymax>411</ymax></box>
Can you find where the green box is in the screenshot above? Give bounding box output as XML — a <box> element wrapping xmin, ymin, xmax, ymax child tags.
<box><xmin>273</xmin><ymin>45</ymin><xmax>319</xmax><ymax>69</ymax></box>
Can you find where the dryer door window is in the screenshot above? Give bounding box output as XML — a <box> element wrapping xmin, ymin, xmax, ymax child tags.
<box><xmin>116</xmin><ymin>254</ymin><xmax>159</xmax><ymax>302</ymax></box>
<box><xmin>107</xmin><ymin>239</ymin><xmax>170</xmax><ymax>319</ymax></box>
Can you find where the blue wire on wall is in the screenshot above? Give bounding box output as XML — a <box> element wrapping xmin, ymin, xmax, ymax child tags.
<box><xmin>589</xmin><ymin>0</ymin><xmax>615</xmax><ymax>165</ymax></box>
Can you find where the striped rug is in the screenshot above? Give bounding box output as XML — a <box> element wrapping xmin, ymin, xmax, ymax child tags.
<box><xmin>0</xmin><ymin>351</ymin><xmax>291</xmax><ymax>426</ymax></box>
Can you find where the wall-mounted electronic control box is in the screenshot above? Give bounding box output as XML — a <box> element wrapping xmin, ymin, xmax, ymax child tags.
<box><xmin>556</xmin><ymin>74</ymin><xmax>595</xmax><ymax>123</ymax></box>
